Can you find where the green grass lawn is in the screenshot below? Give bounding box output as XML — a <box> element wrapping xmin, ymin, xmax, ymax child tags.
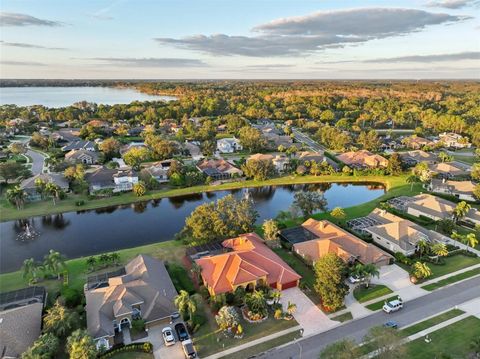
<box><xmin>400</xmin><ymin>309</ymin><xmax>464</xmax><ymax>337</ymax></box>
<box><xmin>404</xmin><ymin>316</ymin><xmax>480</xmax><ymax>359</ymax></box>
<box><xmin>422</xmin><ymin>267</ymin><xmax>480</xmax><ymax>291</ymax></box>
<box><xmin>0</xmin><ymin>174</ymin><xmax>412</xmax><ymax>222</ymax></box>
<box><xmin>193</xmin><ymin>307</ymin><xmax>298</xmax><ymax>358</ymax></box>
<box><xmin>426</xmin><ymin>255</ymin><xmax>480</xmax><ymax>280</ymax></box>
<box><xmin>0</xmin><ymin>240</ymin><xmax>186</xmax><ymax>294</ymax></box>
<box><xmin>330</xmin><ymin>311</ymin><xmax>353</xmax><ymax>323</ymax></box>
<box><xmin>108</xmin><ymin>352</ymin><xmax>153</xmax><ymax>359</ymax></box>
<box><xmin>365</xmin><ymin>295</ymin><xmax>398</xmax><ymax>311</ymax></box>
<box><xmin>221</xmin><ymin>330</ymin><xmax>302</xmax><ymax>359</ymax></box>
<box><xmin>353</xmin><ymin>284</ymin><xmax>393</xmax><ymax>303</ymax></box>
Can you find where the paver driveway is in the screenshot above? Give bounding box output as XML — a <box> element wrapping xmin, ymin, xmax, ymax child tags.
<box><xmin>280</xmin><ymin>287</ymin><xmax>337</xmax><ymax>336</ymax></box>
<box><xmin>372</xmin><ymin>264</ymin><xmax>427</xmax><ymax>301</ymax></box>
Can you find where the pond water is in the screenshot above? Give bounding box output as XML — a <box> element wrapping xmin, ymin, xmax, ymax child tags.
<box><xmin>0</xmin><ymin>86</ymin><xmax>176</xmax><ymax>107</ymax></box>
<box><xmin>0</xmin><ymin>182</ymin><xmax>385</xmax><ymax>273</ymax></box>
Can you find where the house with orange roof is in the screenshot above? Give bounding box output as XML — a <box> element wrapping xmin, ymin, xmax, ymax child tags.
<box><xmin>194</xmin><ymin>233</ymin><xmax>301</xmax><ymax>296</ymax></box>
<box><xmin>336</xmin><ymin>150</ymin><xmax>388</xmax><ymax>169</ymax></box>
<box><xmin>196</xmin><ymin>159</ymin><xmax>243</xmax><ymax>181</ymax></box>
<box><xmin>288</xmin><ymin>219</ymin><xmax>392</xmax><ymax>266</ymax></box>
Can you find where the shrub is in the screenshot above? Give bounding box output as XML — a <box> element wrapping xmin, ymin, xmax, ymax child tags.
<box><xmin>274</xmin><ymin>308</ymin><xmax>284</xmax><ymax>320</ymax></box>
<box><xmin>98</xmin><ymin>342</ymin><xmax>153</xmax><ymax>358</ymax></box>
<box><xmin>215</xmin><ymin>306</ymin><xmax>240</xmax><ymax>330</ymax></box>
<box><xmin>61</xmin><ymin>287</ymin><xmax>83</xmax><ymax>308</ymax></box>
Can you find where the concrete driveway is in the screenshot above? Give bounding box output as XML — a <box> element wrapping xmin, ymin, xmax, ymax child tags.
<box><xmin>372</xmin><ymin>264</ymin><xmax>427</xmax><ymax>301</ymax></box>
<box><xmin>280</xmin><ymin>287</ymin><xmax>337</xmax><ymax>336</ymax></box>
<box><xmin>145</xmin><ymin>324</ymin><xmax>185</xmax><ymax>359</ymax></box>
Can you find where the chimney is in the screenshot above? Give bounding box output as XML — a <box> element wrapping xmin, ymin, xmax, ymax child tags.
<box><xmin>320</xmin><ymin>221</ymin><xmax>325</xmax><ymax>230</ymax></box>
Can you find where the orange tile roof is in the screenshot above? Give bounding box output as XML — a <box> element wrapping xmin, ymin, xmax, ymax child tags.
<box><xmin>293</xmin><ymin>219</ymin><xmax>392</xmax><ymax>265</ymax></box>
<box><xmin>196</xmin><ymin>233</ymin><xmax>301</xmax><ymax>294</ymax></box>
<box><xmin>337</xmin><ymin>150</ymin><xmax>388</xmax><ymax>168</ymax></box>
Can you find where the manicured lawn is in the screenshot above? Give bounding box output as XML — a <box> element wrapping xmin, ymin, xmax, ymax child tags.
<box><xmin>353</xmin><ymin>284</ymin><xmax>393</xmax><ymax>303</ymax></box>
<box><xmin>0</xmin><ymin>174</ymin><xmax>412</xmax><ymax>222</ymax></box>
<box><xmin>109</xmin><ymin>352</ymin><xmax>153</xmax><ymax>359</ymax></box>
<box><xmin>400</xmin><ymin>309</ymin><xmax>465</xmax><ymax>337</ymax></box>
<box><xmin>330</xmin><ymin>311</ymin><xmax>353</xmax><ymax>323</ymax></box>
<box><xmin>422</xmin><ymin>267</ymin><xmax>480</xmax><ymax>291</ymax></box>
<box><xmin>404</xmin><ymin>316</ymin><xmax>480</xmax><ymax>358</ymax></box>
<box><xmin>222</xmin><ymin>330</ymin><xmax>302</xmax><ymax>359</ymax></box>
<box><xmin>365</xmin><ymin>295</ymin><xmax>398</xmax><ymax>311</ymax></box>
<box><xmin>0</xmin><ymin>240</ymin><xmax>186</xmax><ymax>293</ymax></box>
<box><xmin>193</xmin><ymin>307</ymin><xmax>298</xmax><ymax>358</ymax></box>
<box><xmin>426</xmin><ymin>255</ymin><xmax>480</xmax><ymax>280</ymax></box>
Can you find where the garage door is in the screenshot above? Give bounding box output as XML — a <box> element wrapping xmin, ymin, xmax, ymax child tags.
<box><xmin>281</xmin><ymin>281</ymin><xmax>298</xmax><ymax>290</ymax></box>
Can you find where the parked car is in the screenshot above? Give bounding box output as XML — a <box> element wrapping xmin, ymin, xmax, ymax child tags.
<box><xmin>162</xmin><ymin>327</ymin><xmax>176</xmax><ymax>346</ymax></box>
<box><xmin>348</xmin><ymin>275</ymin><xmax>365</xmax><ymax>284</ymax></box>
<box><xmin>175</xmin><ymin>322</ymin><xmax>189</xmax><ymax>342</ymax></box>
<box><xmin>171</xmin><ymin>311</ymin><xmax>181</xmax><ymax>320</ymax></box>
<box><xmin>383</xmin><ymin>299</ymin><xmax>403</xmax><ymax>314</ymax></box>
<box><xmin>384</xmin><ymin>320</ymin><xmax>398</xmax><ymax>329</ymax></box>
<box><xmin>182</xmin><ymin>339</ymin><xmax>197</xmax><ymax>358</ymax></box>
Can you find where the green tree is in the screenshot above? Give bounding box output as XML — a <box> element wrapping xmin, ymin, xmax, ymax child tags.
<box><xmin>145</xmin><ymin>134</ymin><xmax>176</xmax><ymax>160</ymax></box>
<box><xmin>64</xmin><ymin>164</ymin><xmax>84</xmax><ymax>183</ymax></box>
<box><xmin>358</xmin><ymin>130</ymin><xmax>381</xmax><ymax>151</ymax></box>
<box><xmin>472</xmin><ymin>163</ymin><xmax>480</xmax><ymax>181</ymax></box>
<box><xmin>453</xmin><ymin>201</ymin><xmax>471</xmax><ymax>222</ymax></box>
<box><xmin>432</xmin><ymin>243</ymin><xmax>449</xmax><ymax>263</ymax></box>
<box><xmin>241</xmin><ymin>159</ymin><xmax>275</xmax><ymax>181</ymax></box>
<box><xmin>174</xmin><ymin>290</ymin><xmax>197</xmax><ymax>321</ymax></box>
<box><xmin>473</xmin><ymin>184</ymin><xmax>480</xmax><ymax>201</ymax></box>
<box><xmin>314</xmin><ymin>253</ymin><xmax>348</xmax><ymax>311</ymax></box>
<box><xmin>364</xmin><ymin>326</ymin><xmax>406</xmax><ymax>359</ymax></box>
<box><xmin>123</xmin><ymin>147</ymin><xmax>150</xmax><ymax>170</ymax></box>
<box><xmin>99</xmin><ymin>137</ymin><xmax>120</xmax><ymax>160</ymax></box>
<box><xmin>262</xmin><ymin>219</ymin><xmax>280</xmax><ymax>241</ymax></box>
<box><xmin>0</xmin><ymin>162</ymin><xmax>30</xmax><ymax>183</ymax></box>
<box><xmin>43</xmin><ymin>249</ymin><xmax>66</xmax><ymax>279</ymax></box>
<box><xmin>45</xmin><ymin>182</ymin><xmax>62</xmax><ymax>205</ymax></box>
<box><xmin>319</xmin><ymin>338</ymin><xmax>360</xmax><ymax>359</ymax></box>
<box><xmin>387</xmin><ymin>153</ymin><xmax>402</xmax><ymax>175</ymax></box>
<box><xmin>330</xmin><ymin>207</ymin><xmax>346</xmax><ymax>222</ymax></box>
<box><xmin>245</xmin><ymin>290</ymin><xmax>267</xmax><ymax>316</ymax></box>
<box><xmin>406</xmin><ymin>174</ymin><xmax>419</xmax><ymax>191</ymax></box>
<box><xmin>352</xmin><ymin>263</ymin><xmax>379</xmax><ymax>288</ymax></box>
<box><xmin>293</xmin><ymin>191</ymin><xmax>327</xmax><ymax>217</ymax></box>
<box><xmin>133</xmin><ymin>181</ymin><xmax>147</xmax><ymax>197</ymax></box>
<box><xmin>412</xmin><ymin>261</ymin><xmax>432</xmax><ymax>280</ymax></box>
<box><xmin>22</xmin><ymin>258</ymin><xmax>41</xmax><ymax>284</ymax></box>
<box><xmin>286</xmin><ymin>301</ymin><xmax>297</xmax><ymax>316</ymax></box>
<box><xmin>6</xmin><ymin>185</ymin><xmax>27</xmax><ymax>210</ymax></box>
<box><xmin>44</xmin><ymin>300</ymin><xmax>77</xmax><ymax>337</ymax></box>
<box><xmin>238</xmin><ymin>126</ymin><xmax>266</xmax><ymax>152</ymax></box>
<box><xmin>22</xmin><ymin>332</ymin><xmax>60</xmax><ymax>359</ymax></box>
<box><xmin>66</xmin><ymin>329</ymin><xmax>97</xmax><ymax>359</ymax></box>
<box><xmin>438</xmin><ymin>151</ymin><xmax>454</xmax><ymax>163</ymax></box>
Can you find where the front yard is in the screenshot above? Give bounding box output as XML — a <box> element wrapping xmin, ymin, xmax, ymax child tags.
<box><xmin>353</xmin><ymin>284</ymin><xmax>393</xmax><ymax>303</ymax></box>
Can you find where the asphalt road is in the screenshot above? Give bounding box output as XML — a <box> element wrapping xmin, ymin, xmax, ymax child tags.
<box><xmin>259</xmin><ymin>275</ymin><xmax>480</xmax><ymax>359</ymax></box>
<box><xmin>292</xmin><ymin>128</ymin><xmax>325</xmax><ymax>153</ymax></box>
<box><xmin>27</xmin><ymin>149</ymin><xmax>47</xmax><ymax>175</ymax></box>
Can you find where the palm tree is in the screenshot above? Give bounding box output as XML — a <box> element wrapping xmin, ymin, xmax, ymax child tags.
<box><xmin>99</xmin><ymin>253</ymin><xmax>110</xmax><ymax>266</ymax></box>
<box><xmin>431</xmin><ymin>243</ymin><xmax>449</xmax><ymax>263</ymax></box>
<box><xmin>43</xmin><ymin>250</ymin><xmax>66</xmax><ymax>280</ymax></box>
<box><xmin>362</xmin><ymin>263</ymin><xmax>380</xmax><ymax>288</ymax></box>
<box><xmin>406</xmin><ymin>175</ymin><xmax>419</xmax><ymax>191</ymax></box>
<box><xmin>245</xmin><ymin>290</ymin><xmax>267</xmax><ymax>315</ymax></box>
<box><xmin>412</xmin><ymin>262</ymin><xmax>432</xmax><ymax>280</ymax></box>
<box><xmin>462</xmin><ymin>233</ymin><xmax>479</xmax><ymax>252</ymax></box>
<box><xmin>174</xmin><ymin>290</ymin><xmax>197</xmax><ymax>320</ymax></box>
<box><xmin>22</xmin><ymin>258</ymin><xmax>40</xmax><ymax>284</ymax></box>
<box><xmin>190</xmin><ymin>262</ymin><xmax>203</xmax><ymax>283</ymax></box>
<box><xmin>416</xmin><ymin>239</ymin><xmax>431</xmax><ymax>257</ymax></box>
<box><xmin>453</xmin><ymin>201</ymin><xmax>471</xmax><ymax>223</ymax></box>
<box><xmin>286</xmin><ymin>301</ymin><xmax>297</xmax><ymax>316</ymax></box>
<box><xmin>330</xmin><ymin>207</ymin><xmax>346</xmax><ymax>223</ymax></box>
<box><xmin>6</xmin><ymin>186</ymin><xmax>26</xmax><ymax>210</ymax></box>
<box><xmin>44</xmin><ymin>300</ymin><xmax>76</xmax><ymax>337</ymax></box>
<box><xmin>45</xmin><ymin>182</ymin><xmax>61</xmax><ymax>205</ymax></box>
<box><xmin>86</xmin><ymin>256</ymin><xmax>96</xmax><ymax>270</ymax></box>
<box><xmin>271</xmin><ymin>290</ymin><xmax>282</xmax><ymax>305</ymax></box>
<box><xmin>108</xmin><ymin>252</ymin><xmax>120</xmax><ymax>265</ymax></box>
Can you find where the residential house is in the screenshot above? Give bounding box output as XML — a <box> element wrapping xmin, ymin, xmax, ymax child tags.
<box><xmin>337</xmin><ymin>150</ymin><xmax>388</xmax><ymax>169</ymax></box>
<box><xmin>194</xmin><ymin>233</ymin><xmax>301</xmax><ymax>296</ymax></box>
<box><xmin>406</xmin><ymin>194</ymin><xmax>480</xmax><ymax>225</ymax></box>
<box><xmin>61</xmin><ymin>140</ymin><xmax>96</xmax><ymax>152</ymax></box>
<box><xmin>0</xmin><ymin>287</ymin><xmax>46</xmax><ymax>358</ymax></box>
<box><xmin>85</xmin><ymin>167</ymin><xmax>138</xmax><ymax>193</ymax></box>
<box><xmin>65</xmin><ymin>149</ymin><xmax>100</xmax><ymax>165</ymax></box>
<box><xmin>285</xmin><ymin>219</ymin><xmax>392</xmax><ymax>266</ymax></box>
<box><xmin>428</xmin><ymin>162</ymin><xmax>471</xmax><ymax>179</ymax></box>
<box><xmin>85</xmin><ymin>255</ymin><xmax>177</xmax><ymax>350</ymax></box>
<box><xmin>362</xmin><ymin>209</ymin><xmax>449</xmax><ymax>256</ymax></box>
<box><xmin>247</xmin><ymin>153</ymin><xmax>290</xmax><ymax>173</ymax></box>
<box><xmin>127</xmin><ymin>126</ymin><xmax>144</xmax><ymax>137</ymax></box>
<box><xmin>119</xmin><ymin>142</ymin><xmax>146</xmax><ymax>156</ymax></box>
<box><xmin>403</xmin><ymin>136</ymin><xmax>435</xmax><ymax>150</ymax></box>
<box><xmin>428</xmin><ymin>179</ymin><xmax>478</xmax><ymax>202</ymax></box>
<box><xmin>20</xmin><ymin>173</ymin><xmax>69</xmax><ymax>201</ymax></box>
<box><xmin>439</xmin><ymin>132</ymin><xmax>471</xmax><ymax>149</ymax></box>
<box><xmin>51</xmin><ymin>128</ymin><xmax>81</xmax><ymax>144</ymax></box>
<box><xmin>399</xmin><ymin>150</ymin><xmax>439</xmax><ymax>167</ymax></box>
<box><xmin>184</xmin><ymin>141</ymin><xmax>203</xmax><ymax>161</ymax></box>
<box><xmin>196</xmin><ymin>159</ymin><xmax>242</xmax><ymax>181</ymax></box>
<box><xmin>141</xmin><ymin>160</ymin><xmax>176</xmax><ymax>183</ymax></box>
<box><xmin>296</xmin><ymin>151</ymin><xmax>325</xmax><ymax>164</ymax></box>
<box><xmin>216</xmin><ymin>137</ymin><xmax>243</xmax><ymax>153</ymax></box>
<box><xmin>252</xmin><ymin>122</ymin><xmax>294</xmax><ymax>149</ymax></box>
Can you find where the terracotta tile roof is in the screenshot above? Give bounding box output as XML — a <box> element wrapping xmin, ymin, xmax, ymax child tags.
<box><xmin>196</xmin><ymin>233</ymin><xmax>301</xmax><ymax>294</ymax></box>
<box><xmin>337</xmin><ymin>150</ymin><xmax>388</xmax><ymax>168</ymax></box>
<box><xmin>197</xmin><ymin>159</ymin><xmax>242</xmax><ymax>175</ymax></box>
<box><xmin>293</xmin><ymin>219</ymin><xmax>392</xmax><ymax>265</ymax></box>
<box><xmin>247</xmin><ymin>153</ymin><xmax>274</xmax><ymax>162</ymax></box>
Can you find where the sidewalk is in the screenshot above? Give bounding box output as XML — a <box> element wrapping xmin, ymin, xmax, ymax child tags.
<box><xmin>202</xmin><ymin>325</ymin><xmax>301</xmax><ymax>359</ymax></box>
<box><xmin>421</xmin><ymin>262</ymin><xmax>480</xmax><ymax>286</ymax></box>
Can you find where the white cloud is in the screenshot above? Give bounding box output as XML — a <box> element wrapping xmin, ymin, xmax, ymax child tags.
<box><xmin>0</xmin><ymin>41</ymin><xmax>66</xmax><ymax>50</ymax></box>
<box><xmin>86</xmin><ymin>57</ymin><xmax>209</xmax><ymax>67</ymax></box>
<box><xmin>0</xmin><ymin>12</ymin><xmax>63</xmax><ymax>27</ymax></box>
<box><xmin>426</xmin><ymin>0</ymin><xmax>480</xmax><ymax>9</ymax></box>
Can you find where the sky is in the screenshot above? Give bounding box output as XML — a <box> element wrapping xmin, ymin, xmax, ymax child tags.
<box><xmin>0</xmin><ymin>0</ymin><xmax>479</xmax><ymax>79</ymax></box>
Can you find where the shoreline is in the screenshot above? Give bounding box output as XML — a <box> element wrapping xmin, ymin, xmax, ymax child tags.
<box><xmin>0</xmin><ymin>174</ymin><xmax>398</xmax><ymax>222</ymax></box>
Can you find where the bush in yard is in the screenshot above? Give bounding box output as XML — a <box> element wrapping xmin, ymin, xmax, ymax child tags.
<box><xmin>245</xmin><ymin>290</ymin><xmax>268</xmax><ymax>319</ymax></box>
<box><xmin>274</xmin><ymin>308</ymin><xmax>284</xmax><ymax>320</ymax></box>
<box><xmin>61</xmin><ymin>286</ymin><xmax>84</xmax><ymax>308</ymax></box>
<box><xmin>215</xmin><ymin>306</ymin><xmax>240</xmax><ymax>330</ymax></box>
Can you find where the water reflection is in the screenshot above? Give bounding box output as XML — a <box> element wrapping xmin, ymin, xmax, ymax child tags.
<box><xmin>41</xmin><ymin>214</ymin><xmax>70</xmax><ymax>230</ymax></box>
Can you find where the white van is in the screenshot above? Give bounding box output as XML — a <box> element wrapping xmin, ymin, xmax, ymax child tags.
<box><xmin>382</xmin><ymin>299</ymin><xmax>403</xmax><ymax>313</ymax></box>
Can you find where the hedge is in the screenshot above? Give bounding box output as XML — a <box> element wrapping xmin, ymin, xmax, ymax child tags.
<box><xmin>98</xmin><ymin>342</ymin><xmax>153</xmax><ymax>358</ymax></box>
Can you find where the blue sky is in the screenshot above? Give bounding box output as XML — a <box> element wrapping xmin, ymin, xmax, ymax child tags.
<box><xmin>1</xmin><ymin>0</ymin><xmax>479</xmax><ymax>79</ymax></box>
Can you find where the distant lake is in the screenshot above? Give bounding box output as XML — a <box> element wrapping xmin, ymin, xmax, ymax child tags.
<box><xmin>0</xmin><ymin>182</ymin><xmax>385</xmax><ymax>273</ymax></box>
<box><xmin>0</xmin><ymin>86</ymin><xmax>177</xmax><ymax>107</ymax></box>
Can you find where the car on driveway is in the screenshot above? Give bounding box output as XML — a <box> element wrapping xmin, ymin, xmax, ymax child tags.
<box><xmin>162</xmin><ymin>327</ymin><xmax>176</xmax><ymax>346</ymax></box>
<box><xmin>348</xmin><ymin>275</ymin><xmax>365</xmax><ymax>284</ymax></box>
<box><xmin>383</xmin><ymin>299</ymin><xmax>403</xmax><ymax>314</ymax></box>
<box><xmin>175</xmin><ymin>322</ymin><xmax>189</xmax><ymax>341</ymax></box>
<box><xmin>384</xmin><ymin>320</ymin><xmax>398</xmax><ymax>329</ymax></box>
<box><xmin>182</xmin><ymin>339</ymin><xmax>197</xmax><ymax>358</ymax></box>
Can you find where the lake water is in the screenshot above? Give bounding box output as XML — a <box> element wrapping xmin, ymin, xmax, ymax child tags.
<box><xmin>0</xmin><ymin>86</ymin><xmax>177</xmax><ymax>107</ymax></box>
<box><xmin>0</xmin><ymin>183</ymin><xmax>385</xmax><ymax>273</ymax></box>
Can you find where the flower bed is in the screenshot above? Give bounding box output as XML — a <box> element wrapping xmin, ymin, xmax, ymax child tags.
<box><xmin>241</xmin><ymin>306</ymin><xmax>268</xmax><ymax>323</ymax></box>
